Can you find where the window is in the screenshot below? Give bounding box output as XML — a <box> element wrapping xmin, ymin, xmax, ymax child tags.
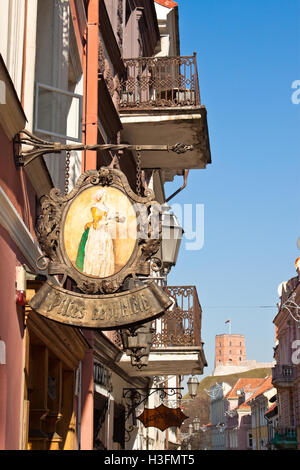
<box><xmin>229</xmin><ymin>342</ymin><xmax>232</xmax><ymax>346</ymax></box>
<box><xmin>229</xmin><ymin>350</ymin><xmax>232</xmax><ymax>354</ymax></box>
<box><xmin>34</xmin><ymin>82</ymin><xmax>83</xmax><ymax>142</ymax></box>
<box><xmin>248</xmin><ymin>433</ymin><xmax>253</xmax><ymax>448</ymax></box>
<box><xmin>239</xmin><ymin>357</ymin><xmax>242</xmax><ymax>361</ymax></box>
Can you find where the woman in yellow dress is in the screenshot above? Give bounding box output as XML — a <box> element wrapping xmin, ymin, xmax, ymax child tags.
<box><xmin>75</xmin><ymin>189</ymin><xmax>124</xmax><ymax>278</ymax></box>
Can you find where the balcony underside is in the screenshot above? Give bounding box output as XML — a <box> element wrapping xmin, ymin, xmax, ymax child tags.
<box><xmin>118</xmin><ymin>346</ymin><xmax>207</xmax><ymax>377</ymax></box>
<box><xmin>272</xmin><ymin>380</ymin><xmax>294</xmax><ymax>388</ymax></box>
<box><xmin>120</xmin><ymin>106</ymin><xmax>211</xmax><ymax>170</ymax></box>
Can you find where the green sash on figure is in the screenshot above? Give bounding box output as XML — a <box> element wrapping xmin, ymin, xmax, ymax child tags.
<box><xmin>75</xmin><ymin>227</ymin><xmax>90</xmax><ymax>272</ymax></box>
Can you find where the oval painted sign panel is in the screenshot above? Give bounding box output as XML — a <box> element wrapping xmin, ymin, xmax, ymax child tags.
<box><xmin>63</xmin><ymin>186</ymin><xmax>137</xmax><ymax>279</ymax></box>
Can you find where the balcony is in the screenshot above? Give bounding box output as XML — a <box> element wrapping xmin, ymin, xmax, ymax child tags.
<box><xmin>272</xmin><ymin>364</ymin><xmax>294</xmax><ymax>387</ymax></box>
<box><xmin>120</xmin><ymin>55</ymin><xmax>201</xmax><ymax>110</ymax></box>
<box><xmin>119</xmin><ymin>285</ymin><xmax>207</xmax><ymax>377</ymax></box>
<box><xmin>119</xmin><ymin>54</ymin><xmax>211</xmax><ymax>171</ymax></box>
<box><xmin>272</xmin><ymin>427</ymin><xmax>298</xmax><ymax>449</ymax></box>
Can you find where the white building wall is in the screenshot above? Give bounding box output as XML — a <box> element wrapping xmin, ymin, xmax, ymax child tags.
<box><xmin>0</xmin><ymin>0</ymin><xmax>25</xmax><ymax>99</ymax></box>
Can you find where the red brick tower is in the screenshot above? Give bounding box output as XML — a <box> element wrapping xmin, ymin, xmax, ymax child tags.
<box><xmin>214</xmin><ymin>334</ymin><xmax>246</xmax><ymax>368</ymax></box>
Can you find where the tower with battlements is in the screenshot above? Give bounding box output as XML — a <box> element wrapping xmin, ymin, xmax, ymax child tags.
<box><xmin>214</xmin><ymin>334</ymin><xmax>246</xmax><ymax>368</ymax></box>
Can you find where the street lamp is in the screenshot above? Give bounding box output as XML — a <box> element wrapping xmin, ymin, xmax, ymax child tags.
<box><xmin>120</xmin><ymin>322</ymin><xmax>155</xmax><ymax>369</ymax></box>
<box><xmin>187</xmin><ymin>375</ymin><xmax>199</xmax><ymax>400</ymax></box>
<box><xmin>160</xmin><ymin>204</ymin><xmax>183</xmax><ymax>272</ymax></box>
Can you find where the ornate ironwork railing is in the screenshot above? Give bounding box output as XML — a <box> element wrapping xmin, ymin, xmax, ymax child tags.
<box><xmin>107</xmin><ymin>285</ymin><xmax>202</xmax><ymax>351</ymax></box>
<box><xmin>272</xmin><ymin>426</ymin><xmax>297</xmax><ymax>449</ymax></box>
<box><xmin>119</xmin><ymin>54</ymin><xmax>201</xmax><ymax>109</ymax></box>
<box><xmin>152</xmin><ymin>286</ymin><xmax>202</xmax><ymax>348</ymax></box>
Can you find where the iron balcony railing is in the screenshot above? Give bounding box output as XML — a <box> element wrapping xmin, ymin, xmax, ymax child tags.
<box><xmin>119</xmin><ymin>54</ymin><xmax>201</xmax><ymax>110</ymax></box>
<box><xmin>272</xmin><ymin>364</ymin><xmax>294</xmax><ymax>384</ymax></box>
<box><xmin>152</xmin><ymin>286</ymin><xmax>202</xmax><ymax>349</ymax></box>
<box><xmin>272</xmin><ymin>426</ymin><xmax>297</xmax><ymax>449</ymax></box>
<box><xmin>107</xmin><ymin>285</ymin><xmax>202</xmax><ymax>351</ymax></box>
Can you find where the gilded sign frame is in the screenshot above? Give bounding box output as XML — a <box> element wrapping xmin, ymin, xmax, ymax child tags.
<box><xmin>36</xmin><ymin>167</ymin><xmax>161</xmax><ymax>295</ymax></box>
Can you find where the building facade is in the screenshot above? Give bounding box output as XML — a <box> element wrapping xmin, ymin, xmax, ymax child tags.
<box><xmin>271</xmin><ymin>259</ymin><xmax>300</xmax><ymax>450</ymax></box>
<box><xmin>223</xmin><ymin>378</ymin><xmax>266</xmax><ymax>451</ymax></box>
<box><xmin>209</xmin><ymin>382</ymin><xmax>231</xmax><ymax>450</ymax></box>
<box><xmin>248</xmin><ymin>376</ymin><xmax>276</xmax><ymax>450</ymax></box>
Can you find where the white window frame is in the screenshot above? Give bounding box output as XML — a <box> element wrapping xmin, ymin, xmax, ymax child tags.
<box><xmin>34</xmin><ymin>82</ymin><xmax>83</xmax><ymax>142</ymax></box>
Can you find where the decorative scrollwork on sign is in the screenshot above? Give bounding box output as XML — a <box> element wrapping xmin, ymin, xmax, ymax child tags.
<box><xmin>35</xmin><ymin>167</ymin><xmax>161</xmax><ymax>295</ymax></box>
<box><xmin>29</xmin><ymin>167</ymin><xmax>173</xmax><ymax>329</ymax></box>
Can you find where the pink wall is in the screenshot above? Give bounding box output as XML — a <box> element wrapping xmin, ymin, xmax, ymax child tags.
<box><xmin>80</xmin><ymin>330</ymin><xmax>94</xmax><ymax>450</ymax></box>
<box><xmin>0</xmin><ymin>224</ymin><xmax>26</xmax><ymax>449</ymax></box>
<box><xmin>0</xmin><ymin>119</ymin><xmax>35</xmax><ymax>449</ymax></box>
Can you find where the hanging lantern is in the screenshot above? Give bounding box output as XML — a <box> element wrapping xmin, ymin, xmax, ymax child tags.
<box><xmin>187</xmin><ymin>375</ymin><xmax>199</xmax><ymax>400</ymax></box>
<box><xmin>160</xmin><ymin>204</ymin><xmax>183</xmax><ymax>272</ymax></box>
<box><xmin>120</xmin><ymin>322</ymin><xmax>155</xmax><ymax>369</ymax></box>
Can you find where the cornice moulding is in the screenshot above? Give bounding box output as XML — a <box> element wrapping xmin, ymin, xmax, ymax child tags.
<box><xmin>0</xmin><ymin>55</ymin><xmax>27</xmax><ymax>140</ymax></box>
<box><xmin>0</xmin><ymin>185</ymin><xmax>42</xmax><ymax>272</ymax></box>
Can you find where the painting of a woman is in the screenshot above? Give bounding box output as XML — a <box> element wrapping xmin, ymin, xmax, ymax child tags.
<box><xmin>75</xmin><ymin>188</ymin><xmax>124</xmax><ymax>278</ymax></box>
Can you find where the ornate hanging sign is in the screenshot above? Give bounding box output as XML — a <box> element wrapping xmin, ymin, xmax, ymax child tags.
<box><xmin>29</xmin><ymin>167</ymin><xmax>172</xmax><ymax>328</ymax></box>
<box><xmin>136</xmin><ymin>404</ymin><xmax>188</xmax><ymax>432</ymax></box>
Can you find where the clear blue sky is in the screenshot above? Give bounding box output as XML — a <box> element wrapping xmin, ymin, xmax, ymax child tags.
<box><xmin>165</xmin><ymin>0</ymin><xmax>300</xmax><ymax>377</ymax></box>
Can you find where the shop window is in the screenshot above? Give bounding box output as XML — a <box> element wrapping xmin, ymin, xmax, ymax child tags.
<box><xmin>94</xmin><ymin>396</ymin><xmax>109</xmax><ymax>450</ymax></box>
<box><xmin>25</xmin><ymin>336</ymin><xmax>76</xmax><ymax>450</ymax></box>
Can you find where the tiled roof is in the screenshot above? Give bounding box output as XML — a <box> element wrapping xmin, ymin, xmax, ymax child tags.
<box><xmin>154</xmin><ymin>0</ymin><xmax>178</xmax><ymax>8</ymax></box>
<box><xmin>238</xmin><ymin>401</ymin><xmax>251</xmax><ymax>410</ymax></box>
<box><xmin>237</xmin><ymin>376</ymin><xmax>274</xmax><ymax>410</ymax></box>
<box><xmin>225</xmin><ymin>378</ymin><xmax>266</xmax><ymax>399</ymax></box>
<box><xmin>247</xmin><ymin>376</ymin><xmax>273</xmax><ymax>402</ymax></box>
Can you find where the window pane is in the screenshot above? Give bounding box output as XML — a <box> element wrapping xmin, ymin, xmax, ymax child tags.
<box><xmin>35</xmin><ymin>83</ymin><xmax>82</xmax><ymax>142</ymax></box>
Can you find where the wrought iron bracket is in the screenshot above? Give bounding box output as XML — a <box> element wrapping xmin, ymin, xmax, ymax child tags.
<box><xmin>123</xmin><ymin>386</ymin><xmax>183</xmax><ymax>442</ymax></box>
<box><xmin>13</xmin><ymin>130</ymin><xmax>194</xmax><ymax>167</ymax></box>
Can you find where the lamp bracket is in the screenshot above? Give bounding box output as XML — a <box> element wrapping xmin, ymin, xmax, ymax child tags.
<box><xmin>14</xmin><ymin>130</ymin><xmax>194</xmax><ymax>167</ymax></box>
<box><xmin>122</xmin><ymin>387</ymin><xmax>184</xmax><ymax>442</ymax></box>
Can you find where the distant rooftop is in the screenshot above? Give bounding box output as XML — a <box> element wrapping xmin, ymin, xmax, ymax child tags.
<box><xmin>154</xmin><ymin>0</ymin><xmax>178</xmax><ymax>9</ymax></box>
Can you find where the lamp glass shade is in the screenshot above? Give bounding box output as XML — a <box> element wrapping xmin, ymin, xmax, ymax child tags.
<box><xmin>161</xmin><ymin>205</ymin><xmax>183</xmax><ymax>267</ymax></box>
<box><xmin>187</xmin><ymin>375</ymin><xmax>199</xmax><ymax>399</ymax></box>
